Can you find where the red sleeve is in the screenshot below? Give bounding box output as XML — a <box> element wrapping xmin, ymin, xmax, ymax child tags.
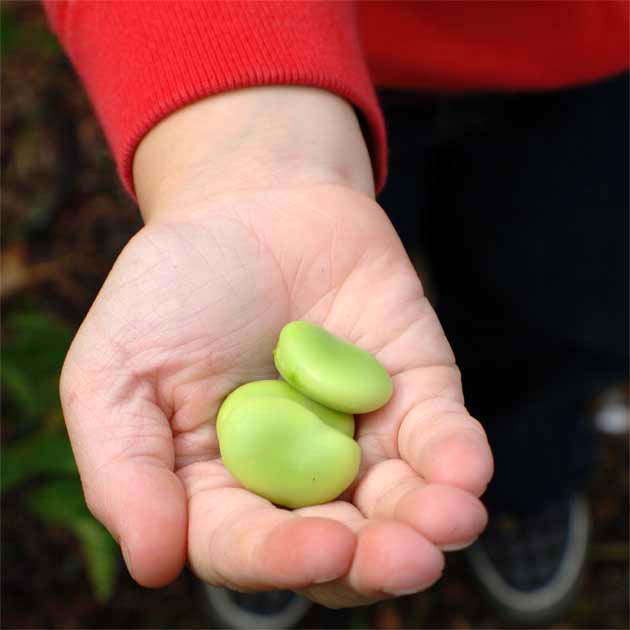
<box><xmin>43</xmin><ymin>1</ymin><xmax>386</xmax><ymax>196</ymax></box>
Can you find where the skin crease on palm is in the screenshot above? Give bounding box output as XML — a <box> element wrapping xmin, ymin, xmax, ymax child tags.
<box><xmin>59</xmin><ymin>87</ymin><xmax>493</xmax><ymax>608</ymax></box>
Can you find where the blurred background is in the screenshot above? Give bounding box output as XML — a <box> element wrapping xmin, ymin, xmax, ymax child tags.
<box><xmin>1</xmin><ymin>3</ymin><xmax>628</xmax><ymax>629</ymax></box>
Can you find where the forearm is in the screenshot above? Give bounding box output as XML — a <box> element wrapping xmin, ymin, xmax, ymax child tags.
<box><xmin>133</xmin><ymin>86</ymin><xmax>375</xmax><ymax>223</ymax></box>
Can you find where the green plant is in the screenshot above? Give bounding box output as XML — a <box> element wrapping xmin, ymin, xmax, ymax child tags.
<box><xmin>2</xmin><ymin>308</ymin><xmax>118</xmax><ymax>602</ymax></box>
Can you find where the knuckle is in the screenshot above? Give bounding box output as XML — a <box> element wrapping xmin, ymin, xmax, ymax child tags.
<box><xmin>466</xmin><ymin>416</ymin><xmax>489</xmax><ymax>441</ymax></box>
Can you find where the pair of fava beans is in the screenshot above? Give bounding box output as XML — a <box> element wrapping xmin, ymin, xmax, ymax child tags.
<box><xmin>216</xmin><ymin>321</ymin><xmax>394</xmax><ymax>508</ymax></box>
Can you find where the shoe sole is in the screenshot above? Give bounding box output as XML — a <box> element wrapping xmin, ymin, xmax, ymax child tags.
<box><xmin>201</xmin><ymin>584</ymin><xmax>312</xmax><ymax>629</ymax></box>
<box><xmin>465</xmin><ymin>495</ymin><xmax>591</xmax><ymax>626</ymax></box>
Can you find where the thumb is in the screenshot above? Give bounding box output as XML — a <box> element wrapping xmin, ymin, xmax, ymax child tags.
<box><xmin>60</xmin><ymin>337</ymin><xmax>187</xmax><ymax>588</ymax></box>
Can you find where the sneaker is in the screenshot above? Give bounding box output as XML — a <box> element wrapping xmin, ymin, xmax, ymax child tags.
<box><xmin>466</xmin><ymin>494</ymin><xmax>590</xmax><ymax>625</ymax></box>
<box><xmin>202</xmin><ymin>585</ymin><xmax>312</xmax><ymax>629</ymax></box>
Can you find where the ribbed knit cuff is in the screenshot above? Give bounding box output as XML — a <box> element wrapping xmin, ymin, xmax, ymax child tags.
<box><xmin>44</xmin><ymin>1</ymin><xmax>387</xmax><ymax>197</ymax></box>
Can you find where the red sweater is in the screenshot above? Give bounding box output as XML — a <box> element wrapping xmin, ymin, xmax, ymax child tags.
<box><xmin>44</xmin><ymin>1</ymin><xmax>628</xmax><ymax>194</ymax></box>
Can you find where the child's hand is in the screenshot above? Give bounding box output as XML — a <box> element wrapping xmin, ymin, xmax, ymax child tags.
<box><xmin>60</xmin><ymin>88</ymin><xmax>492</xmax><ymax>607</ymax></box>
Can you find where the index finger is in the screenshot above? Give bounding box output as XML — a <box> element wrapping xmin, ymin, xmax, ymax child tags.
<box><xmin>60</xmin><ymin>333</ymin><xmax>188</xmax><ymax>588</ymax></box>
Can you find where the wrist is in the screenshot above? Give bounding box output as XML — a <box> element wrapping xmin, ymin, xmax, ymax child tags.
<box><xmin>132</xmin><ymin>87</ymin><xmax>375</xmax><ymax>223</ymax></box>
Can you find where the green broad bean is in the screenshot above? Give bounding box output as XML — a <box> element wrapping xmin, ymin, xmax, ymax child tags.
<box><xmin>273</xmin><ymin>320</ymin><xmax>393</xmax><ymax>413</ymax></box>
<box><xmin>217</xmin><ymin>379</ymin><xmax>355</xmax><ymax>439</ymax></box>
<box><xmin>216</xmin><ymin>321</ymin><xmax>393</xmax><ymax>508</ymax></box>
<box><xmin>218</xmin><ymin>396</ymin><xmax>361</xmax><ymax>509</ymax></box>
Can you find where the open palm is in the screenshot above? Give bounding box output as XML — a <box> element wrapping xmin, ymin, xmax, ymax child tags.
<box><xmin>61</xmin><ymin>184</ymin><xmax>492</xmax><ymax>607</ymax></box>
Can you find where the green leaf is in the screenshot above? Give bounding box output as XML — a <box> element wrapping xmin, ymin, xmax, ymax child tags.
<box><xmin>3</xmin><ymin>308</ymin><xmax>118</xmax><ymax>602</ymax></box>
<box><xmin>72</xmin><ymin>518</ymin><xmax>119</xmax><ymax>603</ymax></box>
<box><xmin>2</xmin><ymin>309</ymin><xmax>73</xmax><ymax>422</ymax></box>
<box><xmin>1</xmin><ymin>429</ymin><xmax>77</xmax><ymax>493</ymax></box>
<box><xmin>27</xmin><ymin>477</ymin><xmax>87</xmax><ymax>523</ymax></box>
<box><xmin>27</xmin><ymin>479</ymin><xmax>119</xmax><ymax>602</ymax></box>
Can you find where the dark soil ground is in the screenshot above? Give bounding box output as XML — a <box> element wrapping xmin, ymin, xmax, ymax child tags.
<box><xmin>2</xmin><ymin>3</ymin><xmax>628</xmax><ymax>629</ymax></box>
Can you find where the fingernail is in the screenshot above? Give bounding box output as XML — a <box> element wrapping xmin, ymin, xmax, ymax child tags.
<box><xmin>441</xmin><ymin>537</ymin><xmax>478</xmax><ymax>552</ymax></box>
<box><xmin>312</xmin><ymin>573</ymin><xmax>342</xmax><ymax>585</ymax></box>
